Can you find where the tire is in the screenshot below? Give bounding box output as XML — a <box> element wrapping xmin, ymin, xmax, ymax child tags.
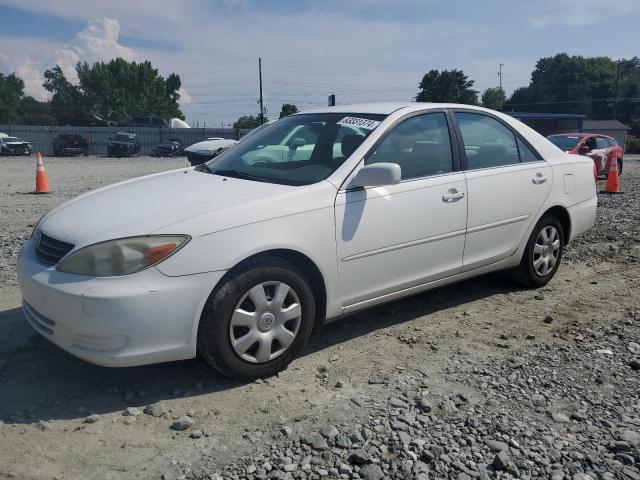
<box><xmin>617</xmin><ymin>158</ymin><xmax>623</xmax><ymax>176</ymax></box>
<box><xmin>513</xmin><ymin>215</ymin><xmax>564</xmax><ymax>288</ymax></box>
<box><xmin>197</xmin><ymin>257</ymin><xmax>316</xmax><ymax>380</ymax></box>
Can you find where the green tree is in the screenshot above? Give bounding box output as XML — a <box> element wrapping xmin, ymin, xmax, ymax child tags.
<box><xmin>416</xmin><ymin>69</ymin><xmax>478</xmax><ymax>104</ymax></box>
<box><xmin>504</xmin><ymin>54</ymin><xmax>640</xmax><ymax>134</ymax></box>
<box><xmin>279</xmin><ymin>103</ymin><xmax>298</xmax><ymax>118</ymax></box>
<box><xmin>42</xmin><ymin>65</ymin><xmax>87</xmax><ymax>124</ymax></box>
<box><xmin>0</xmin><ymin>73</ymin><xmax>25</xmax><ymax>124</ymax></box>
<box><xmin>233</xmin><ymin>115</ymin><xmax>265</xmax><ymax>129</ymax></box>
<box><xmin>75</xmin><ymin>58</ymin><xmax>184</xmax><ymax>122</ymax></box>
<box><xmin>481</xmin><ymin>87</ymin><xmax>506</xmax><ymax>111</ymax></box>
<box><xmin>43</xmin><ymin>59</ymin><xmax>184</xmax><ymax>124</ymax></box>
<box><xmin>18</xmin><ymin>97</ymin><xmax>54</xmax><ymax>125</ymax></box>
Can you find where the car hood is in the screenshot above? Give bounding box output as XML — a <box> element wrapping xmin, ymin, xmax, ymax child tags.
<box><xmin>184</xmin><ymin>139</ymin><xmax>237</xmax><ymax>153</ymax></box>
<box><xmin>38</xmin><ymin>167</ymin><xmax>303</xmax><ymax>248</ymax></box>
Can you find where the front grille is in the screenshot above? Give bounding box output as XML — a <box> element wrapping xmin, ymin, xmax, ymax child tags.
<box><xmin>36</xmin><ymin>232</ymin><xmax>74</xmax><ymax>265</ymax></box>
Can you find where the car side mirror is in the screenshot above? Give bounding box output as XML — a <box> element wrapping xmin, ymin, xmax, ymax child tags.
<box><xmin>579</xmin><ymin>145</ymin><xmax>590</xmax><ymax>154</ymax></box>
<box><xmin>351</xmin><ymin>163</ymin><xmax>401</xmax><ymax>188</ymax></box>
<box><xmin>287</xmin><ymin>138</ymin><xmax>306</xmax><ymax>149</ymax></box>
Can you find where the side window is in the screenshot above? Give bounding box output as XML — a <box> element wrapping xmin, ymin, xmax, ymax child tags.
<box><xmin>584</xmin><ymin>137</ymin><xmax>597</xmax><ymax>150</ymax></box>
<box><xmin>365</xmin><ymin>112</ymin><xmax>453</xmax><ymax>180</ymax></box>
<box><xmin>455</xmin><ymin>112</ymin><xmax>519</xmax><ymax>169</ymax></box>
<box><xmin>516</xmin><ymin>137</ymin><xmax>539</xmax><ymax>163</ymax></box>
<box><xmin>595</xmin><ymin>137</ymin><xmax>609</xmax><ymax>149</ymax></box>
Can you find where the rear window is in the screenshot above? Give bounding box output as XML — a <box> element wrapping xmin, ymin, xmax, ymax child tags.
<box><xmin>547</xmin><ymin>135</ymin><xmax>581</xmax><ymax>150</ymax></box>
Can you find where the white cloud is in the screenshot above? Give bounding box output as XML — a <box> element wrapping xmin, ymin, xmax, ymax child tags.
<box><xmin>0</xmin><ymin>52</ymin><xmax>48</xmax><ymax>100</ymax></box>
<box><xmin>178</xmin><ymin>87</ymin><xmax>193</xmax><ymax>106</ymax></box>
<box><xmin>531</xmin><ymin>0</ymin><xmax>640</xmax><ymax>27</ymax></box>
<box><xmin>54</xmin><ymin>18</ymin><xmax>137</xmax><ymax>83</ymax></box>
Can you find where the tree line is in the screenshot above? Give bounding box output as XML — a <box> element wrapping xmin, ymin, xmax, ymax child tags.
<box><xmin>1</xmin><ymin>53</ymin><xmax>638</xmax><ymax>138</ymax></box>
<box><xmin>0</xmin><ymin>58</ymin><xmax>184</xmax><ymax>126</ymax></box>
<box><xmin>416</xmin><ymin>53</ymin><xmax>640</xmax><ymax>135</ymax></box>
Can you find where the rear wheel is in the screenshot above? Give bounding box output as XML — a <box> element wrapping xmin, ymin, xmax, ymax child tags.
<box><xmin>197</xmin><ymin>257</ymin><xmax>316</xmax><ymax>379</ymax></box>
<box><xmin>513</xmin><ymin>215</ymin><xmax>564</xmax><ymax>288</ymax></box>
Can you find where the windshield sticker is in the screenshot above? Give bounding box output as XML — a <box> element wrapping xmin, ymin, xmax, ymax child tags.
<box><xmin>337</xmin><ymin>117</ymin><xmax>381</xmax><ymax>130</ymax></box>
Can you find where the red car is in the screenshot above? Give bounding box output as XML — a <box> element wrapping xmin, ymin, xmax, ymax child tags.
<box><xmin>547</xmin><ymin>133</ymin><xmax>623</xmax><ymax>178</ymax></box>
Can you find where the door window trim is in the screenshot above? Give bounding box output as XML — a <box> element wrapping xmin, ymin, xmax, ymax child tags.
<box><xmin>338</xmin><ymin>109</ymin><xmax>463</xmax><ymax>192</ymax></box>
<box><xmin>449</xmin><ymin>108</ymin><xmax>545</xmax><ymax>172</ymax></box>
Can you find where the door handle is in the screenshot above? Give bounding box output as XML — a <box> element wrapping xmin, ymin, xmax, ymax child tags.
<box><xmin>442</xmin><ymin>189</ymin><xmax>465</xmax><ymax>202</ymax></box>
<box><xmin>532</xmin><ymin>173</ymin><xmax>548</xmax><ymax>185</ymax></box>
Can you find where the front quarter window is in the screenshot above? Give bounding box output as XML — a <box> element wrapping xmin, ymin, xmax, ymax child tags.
<box><xmin>202</xmin><ymin>113</ymin><xmax>385</xmax><ymax>186</ymax></box>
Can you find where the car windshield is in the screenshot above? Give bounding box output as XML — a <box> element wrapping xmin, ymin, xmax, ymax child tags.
<box><xmin>114</xmin><ymin>134</ymin><xmax>135</xmax><ymax>142</ymax></box>
<box><xmin>201</xmin><ymin>113</ymin><xmax>386</xmax><ymax>185</ymax></box>
<box><xmin>548</xmin><ymin>135</ymin><xmax>581</xmax><ymax>150</ymax></box>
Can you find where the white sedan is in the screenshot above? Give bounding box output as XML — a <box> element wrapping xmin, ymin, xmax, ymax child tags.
<box><xmin>18</xmin><ymin>103</ymin><xmax>597</xmax><ymax>379</ymax></box>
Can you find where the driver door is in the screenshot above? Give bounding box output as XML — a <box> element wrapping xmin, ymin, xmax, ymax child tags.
<box><xmin>335</xmin><ymin>112</ymin><xmax>467</xmax><ymax>308</ymax></box>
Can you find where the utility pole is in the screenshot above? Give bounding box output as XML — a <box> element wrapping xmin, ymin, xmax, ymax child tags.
<box><xmin>258</xmin><ymin>57</ymin><xmax>264</xmax><ymax>125</ymax></box>
<box><xmin>613</xmin><ymin>59</ymin><xmax>621</xmax><ymax>120</ymax></box>
<box><xmin>498</xmin><ymin>63</ymin><xmax>504</xmax><ymax>91</ymax></box>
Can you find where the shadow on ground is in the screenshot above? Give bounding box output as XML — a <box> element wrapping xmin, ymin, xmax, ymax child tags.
<box><xmin>0</xmin><ymin>272</ymin><xmax>517</xmax><ymax>424</ymax></box>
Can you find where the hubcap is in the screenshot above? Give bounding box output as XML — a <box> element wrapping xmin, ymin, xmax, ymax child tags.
<box><xmin>229</xmin><ymin>281</ymin><xmax>302</xmax><ymax>364</ymax></box>
<box><xmin>533</xmin><ymin>226</ymin><xmax>560</xmax><ymax>277</ymax></box>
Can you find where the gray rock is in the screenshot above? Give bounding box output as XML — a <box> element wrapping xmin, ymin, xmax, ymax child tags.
<box><xmin>335</xmin><ymin>434</ymin><xmax>352</xmax><ymax>449</ymax></box>
<box><xmin>84</xmin><ymin>414</ymin><xmax>100</xmax><ymax>424</ymax></box>
<box><xmin>493</xmin><ymin>451</ymin><xmax>510</xmax><ymax>470</ymax></box>
<box><xmin>319</xmin><ymin>425</ymin><xmax>339</xmax><ymax>439</ymax></box>
<box><xmin>550</xmin><ymin>412</ymin><xmax>571</xmax><ymax>423</ymax></box>
<box><xmin>301</xmin><ymin>433</ymin><xmax>328</xmax><ymax>451</ymax></box>
<box><xmin>485</xmin><ymin>439</ymin><xmax>508</xmax><ymax>452</ymax></box>
<box><xmin>144</xmin><ymin>402</ymin><xmax>168</xmax><ymax>417</ymax></box>
<box><xmin>170</xmin><ymin>416</ymin><xmax>194</xmax><ymax>431</ymax></box>
<box><xmin>349</xmin><ymin>449</ymin><xmax>370</xmax><ymax>465</ymax></box>
<box><xmin>190</xmin><ymin>430</ymin><xmax>203</xmax><ymax>439</ymax></box>
<box><xmin>123</xmin><ymin>407</ymin><xmax>142</xmax><ymax>417</ymax></box>
<box><xmin>359</xmin><ymin>463</ymin><xmax>384</xmax><ymax>480</ymax></box>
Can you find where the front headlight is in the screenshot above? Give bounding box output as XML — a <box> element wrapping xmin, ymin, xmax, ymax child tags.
<box><xmin>56</xmin><ymin>235</ymin><xmax>190</xmax><ymax>277</ymax></box>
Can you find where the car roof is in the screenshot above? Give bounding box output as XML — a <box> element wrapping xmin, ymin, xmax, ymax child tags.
<box><xmin>297</xmin><ymin>102</ymin><xmax>498</xmax><ymax>116</ymax></box>
<box><xmin>550</xmin><ymin>133</ymin><xmax>613</xmax><ymax>139</ymax></box>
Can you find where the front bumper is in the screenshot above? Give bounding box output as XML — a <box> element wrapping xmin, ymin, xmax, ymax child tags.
<box><xmin>17</xmin><ymin>238</ymin><xmax>225</xmax><ymax>367</ymax></box>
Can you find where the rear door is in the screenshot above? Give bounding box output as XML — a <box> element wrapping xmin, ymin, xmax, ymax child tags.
<box><xmin>452</xmin><ymin>110</ymin><xmax>552</xmax><ymax>272</ymax></box>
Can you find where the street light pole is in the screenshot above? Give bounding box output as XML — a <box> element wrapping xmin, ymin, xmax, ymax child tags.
<box><xmin>258</xmin><ymin>57</ymin><xmax>264</xmax><ymax>125</ymax></box>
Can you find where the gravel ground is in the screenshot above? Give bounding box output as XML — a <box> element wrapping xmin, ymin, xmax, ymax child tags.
<box><xmin>0</xmin><ymin>155</ymin><xmax>639</xmax><ymax>480</ymax></box>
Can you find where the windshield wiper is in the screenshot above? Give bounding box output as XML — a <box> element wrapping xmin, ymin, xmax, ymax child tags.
<box><xmin>211</xmin><ymin>169</ymin><xmax>269</xmax><ymax>182</ymax></box>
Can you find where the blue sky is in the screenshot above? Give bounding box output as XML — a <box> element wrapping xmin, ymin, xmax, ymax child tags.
<box><xmin>0</xmin><ymin>0</ymin><xmax>638</xmax><ymax>125</ymax></box>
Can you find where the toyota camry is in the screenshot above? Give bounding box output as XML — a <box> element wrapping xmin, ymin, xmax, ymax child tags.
<box><xmin>18</xmin><ymin>103</ymin><xmax>597</xmax><ymax>379</ymax></box>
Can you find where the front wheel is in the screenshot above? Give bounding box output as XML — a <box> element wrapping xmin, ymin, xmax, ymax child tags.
<box><xmin>197</xmin><ymin>257</ymin><xmax>316</xmax><ymax>379</ymax></box>
<box><xmin>514</xmin><ymin>215</ymin><xmax>564</xmax><ymax>288</ymax></box>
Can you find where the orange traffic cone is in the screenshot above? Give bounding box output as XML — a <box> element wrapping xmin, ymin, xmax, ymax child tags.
<box><xmin>34</xmin><ymin>152</ymin><xmax>51</xmax><ymax>194</ymax></box>
<box><xmin>602</xmin><ymin>158</ymin><xmax>622</xmax><ymax>194</ymax></box>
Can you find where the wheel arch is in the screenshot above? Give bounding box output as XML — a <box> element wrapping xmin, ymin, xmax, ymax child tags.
<box><xmin>542</xmin><ymin>205</ymin><xmax>572</xmax><ymax>243</ymax></box>
<box><xmin>215</xmin><ymin>248</ymin><xmax>327</xmax><ymax>328</ymax></box>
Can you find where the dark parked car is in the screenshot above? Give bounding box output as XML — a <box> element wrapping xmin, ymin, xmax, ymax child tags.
<box><xmin>0</xmin><ymin>136</ymin><xmax>32</xmax><ymax>155</ymax></box>
<box><xmin>152</xmin><ymin>138</ymin><xmax>183</xmax><ymax>157</ymax></box>
<box><xmin>107</xmin><ymin>132</ymin><xmax>140</xmax><ymax>157</ymax></box>
<box><xmin>52</xmin><ymin>133</ymin><xmax>89</xmax><ymax>156</ymax></box>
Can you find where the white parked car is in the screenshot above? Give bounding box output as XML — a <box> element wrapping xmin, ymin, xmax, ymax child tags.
<box><xmin>18</xmin><ymin>103</ymin><xmax>597</xmax><ymax>379</ymax></box>
<box><xmin>184</xmin><ymin>137</ymin><xmax>238</xmax><ymax>166</ymax></box>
